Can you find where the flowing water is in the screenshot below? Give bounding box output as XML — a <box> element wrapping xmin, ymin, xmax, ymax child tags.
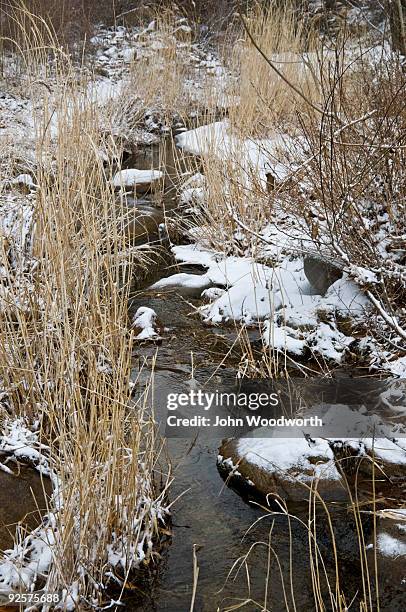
<box><xmin>124</xmin><ymin>138</ymin><xmax>404</xmax><ymax>611</ymax></box>
<box><xmin>128</xmin><ymin>290</ymin><xmax>398</xmax><ymax>611</ymax></box>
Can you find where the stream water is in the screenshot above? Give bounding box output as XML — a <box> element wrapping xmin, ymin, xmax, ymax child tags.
<box><xmin>122</xmin><ymin>140</ymin><xmax>317</xmax><ymax>610</ymax></box>
<box><xmin>129</xmin><ymin>293</ymin><xmax>313</xmax><ymax>612</ymax></box>
<box><xmin>124</xmin><ymin>138</ymin><xmax>404</xmax><ymax>612</ymax></box>
<box><xmin>128</xmin><ymin>291</ymin><xmax>404</xmax><ymax>611</ymax></box>
<box><xmin>0</xmin><ymin>466</ymin><xmax>51</xmax><ymax>553</ymax></box>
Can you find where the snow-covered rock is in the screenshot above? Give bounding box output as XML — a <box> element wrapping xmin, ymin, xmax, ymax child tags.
<box><xmin>377</xmin><ymin>524</ymin><xmax>406</xmax><ymax>558</ymax></box>
<box><xmin>0</xmin><ymin>419</ymin><xmax>50</xmax><ymax>475</ymax></box>
<box><xmin>218</xmin><ymin>432</ymin><xmax>345</xmax><ymax>502</ymax></box>
<box><xmin>122</xmin><ymin>47</ymin><xmax>137</xmax><ymax>63</ymax></box>
<box><xmin>179</xmin><ymin>172</ymin><xmax>206</xmax><ymax>210</ymax></box>
<box><xmin>165</xmin><ymin>243</ymin><xmax>369</xmax><ymax>363</ymax></box>
<box><xmin>132</xmin><ymin>306</ymin><xmax>162</xmax><ymax>341</ymax></box>
<box><xmin>150</xmin><ymin>272</ymin><xmax>214</xmax><ymax>298</ymax></box>
<box><xmin>201</xmin><ymin>287</ymin><xmax>226</xmax><ymax>302</ymax></box>
<box><xmin>334</xmin><ymin>437</ymin><xmax>406</xmax><ymax>481</ymax></box>
<box><xmin>112</xmin><ymin>169</ymin><xmax>164</xmax><ymax>192</ymax></box>
<box><xmin>385</xmin><ymin>356</ymin><xmax>406</xmax><ymax>378</ymax></box>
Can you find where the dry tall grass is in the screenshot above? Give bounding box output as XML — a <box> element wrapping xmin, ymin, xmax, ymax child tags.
<box><xmin>220</xmin><ymin>467</ymin><xmax>383</xmax><ymax>612</ymax></box>
<box><xmin>124</xmin><ymin>6</ymin><xmax>227</xmax><ymax>126</ymax></box>
<box><xmin>226</xmin><ymin>2</ymin><xmax>321</xmax><ymax>137</ymax></box>
<box><xmin>289</xmin><ymin>38</ymin><xmax>406</xmax><ymax>349</ymax></box>
<box><xmin>173</xmin><ymin>2</ymin><xmax>324</xmax><ymax>254</ymax></box>
<box><xmin>0</xmin><ymin>4</ymin><xmax>170</xmax><ymax>607</ymax></box>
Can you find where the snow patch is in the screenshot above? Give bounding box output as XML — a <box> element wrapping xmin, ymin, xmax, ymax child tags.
<box><xmin>176</xmin><ymin>121</ymin><xmax>290</xmax><ymax>187</ymax></box>
<box><xmin>132</xmin><ymin>306</ymin><xmax>162</xmax><ymax>340</ymax></box>
<box><xmin>167</xmin><ymin>243</ymin><xmax>369</xmax><ymax>362</ymax></box>
<box><xmin>377</xmin><ymin>532</ymin><xmax>406</xmax><ymax>557</ymax></box>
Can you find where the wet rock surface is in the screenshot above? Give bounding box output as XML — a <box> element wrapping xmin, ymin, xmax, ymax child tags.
<box><xmin>304</xmin><ymin>254</ymin><xmax>343</xmax><ymax>295</ymax></box>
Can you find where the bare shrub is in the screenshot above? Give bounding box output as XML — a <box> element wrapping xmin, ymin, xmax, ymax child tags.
<box><xmin>290</xmin><ymin>38</ymin><xmax>406</xmax><ymax>348</ymax></box>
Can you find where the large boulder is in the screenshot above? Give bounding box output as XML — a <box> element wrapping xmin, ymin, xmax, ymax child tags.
<box><xmin>218</xmin><ymin>431</ymin><xmax>347</xmax><ymax>503</ymax></box>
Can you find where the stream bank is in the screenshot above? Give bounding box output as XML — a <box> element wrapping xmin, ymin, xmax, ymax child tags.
<box><xmin>0</xmin><ymin>7</ymin><xmax>404</xmax><ymax>611</ymax></box>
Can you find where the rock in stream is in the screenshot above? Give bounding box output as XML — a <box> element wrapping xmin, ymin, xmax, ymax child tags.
<box><xmin>218</xmin><ymin>431</ymin><xmax>348</xmax><ymax>503</ymax></box>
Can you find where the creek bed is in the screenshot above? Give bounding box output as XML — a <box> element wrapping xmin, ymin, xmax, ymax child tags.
<box><xmin>0</xmin><ymin>138</ymin><xmax>402</xmax><ymax>612</ymax></box>
<box><xmin>125</xmin><ymin>138</ymin><xmax>404</xmax><ymax>611</ymax></box>
<box><xmin>129</xmin><ymin>291</ymin><xmax>401</xmax><ymax>611</ymax></box>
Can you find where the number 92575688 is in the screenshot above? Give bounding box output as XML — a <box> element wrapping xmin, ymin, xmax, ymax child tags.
<box><xmin>6</xmin><ymin>592</ymin><xmax>60</xmax><ymax>605</ymax></box>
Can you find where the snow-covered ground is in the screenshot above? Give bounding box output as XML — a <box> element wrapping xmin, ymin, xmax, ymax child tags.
<box><xmin>156</xmin><ymin>242</ymin><xmax>368</xmax><ymax>363</ymax></box>
<box><xmin>176</xmin><ymin>121</ymin><xmax>290</xmax><ymax>187</ymax></box>
<box><xmin>165</xmin><ymin>114</ymin><xmax>406</xmax><ymax>378</ymax></box>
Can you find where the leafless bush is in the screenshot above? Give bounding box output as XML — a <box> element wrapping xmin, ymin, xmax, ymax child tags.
<box><xmin>290</xmin><ymin>38</ymin><xmax>406</xmax><ymax>347</ymax></box>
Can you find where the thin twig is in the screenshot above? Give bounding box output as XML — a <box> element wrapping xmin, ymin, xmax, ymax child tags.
<box><xmin>190</xmin><ymin>544</ymin><xmax>200</xmax><ymax>612</ymax></box>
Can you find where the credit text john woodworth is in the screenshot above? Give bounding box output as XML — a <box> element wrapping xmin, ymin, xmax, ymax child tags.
<box><xmin>165</xmin><ymin>390</ymin><xmax>323</xmax><ymax>430</ymax></box>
